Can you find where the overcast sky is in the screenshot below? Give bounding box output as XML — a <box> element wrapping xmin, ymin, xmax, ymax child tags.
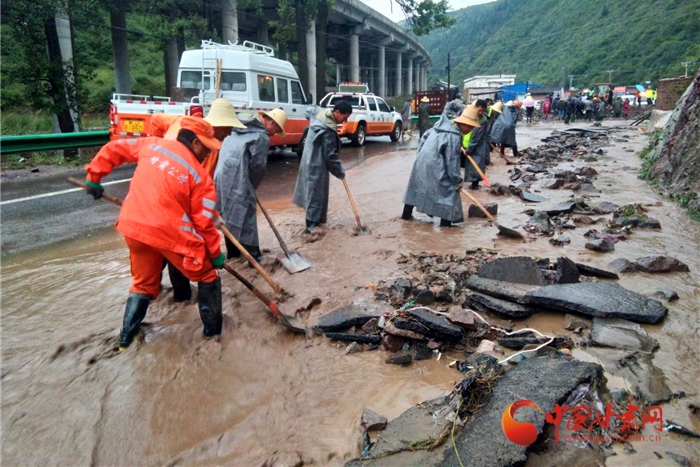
<box><xmin>360</xmin><ymin>0</ymin><xmax>496</xmax><ymax>22</ymax></box>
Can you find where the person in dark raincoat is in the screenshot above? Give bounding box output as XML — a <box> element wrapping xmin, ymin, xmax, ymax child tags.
<box><xmin>418</xmin><ymin>96</ymin><xmax>431</xmax><ymax>138</ymax></box>
<box><xmin>215</xmin><ymin>109</ymin><xmax>287</xmax><ymax>261</ymax></box>
<box><xmin>401</xmin><ymin>106</ymin><xmax>480</xmax><ymax>227</ymax></box>
<box><xmin>464</xmin><ymin>101</ymin><xmax>501</xmax><ymax>189</ymax></box>
<box><xmin>484</xmin><ymin>101</ymin><xmax>503</xmax><ymax>166</ymax></box>
<box><xmin>490</xmin><ymin>101</ymin><xmax>520</xmax><ymax>156</ymax></box>
<box><xmin>460</xmin><ymin>99</ymin><xmax>487</xmax><ymax>169</ymax></box>
<box><xmin>293</xmin><ymin>100</ymin><xmax>353</xmax><ymax>233</ymax></box>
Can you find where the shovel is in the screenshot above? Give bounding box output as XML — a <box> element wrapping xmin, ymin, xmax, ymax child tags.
<box><xmin>217</xmin><ymin>222</ymin><xmax>283</xmax><ymax>294</ymax></box>
<box><xmin>460</xmin><ymin>189</ymin><xmax>523</xmax><ymax>239</ymax></box>
<box><xmin>257</xmin><ymin>198</ymin><xmax>311</xmax><ymax>274</ymax></box>
<box><xmin>342</xmin><ymin>178</ymin><xmax>370</xmax><ymax>234</ymax></box>
<box><xmin>461</xmin><ymin>148</ymin><xmax>490</xmax><ymax>187</ymax></box>
<box><xmin>221</xmin><ymin>262</ymin><xmax>306</xmax><ymax>334</ymax></box>
<box><xmin>489</xmin><ymin>143</ymin><xmax>516</xmax><ymax>165</ymax></box>
<box><xmin>67</xmin><ymin>177</ymin><xmax>124</xmax><ymax>205</ymax></box>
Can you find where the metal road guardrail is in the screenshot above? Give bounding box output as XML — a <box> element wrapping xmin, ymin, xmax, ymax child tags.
<box><xmin>0</xmin><ymin>130</ymin><xmax>110</xmax><ymax>155</ymax></box>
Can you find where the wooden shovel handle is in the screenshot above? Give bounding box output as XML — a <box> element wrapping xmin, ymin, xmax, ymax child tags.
<box><xmin>462</xmin><ymin>151</ymin><xmax>490</xmax><ymax>186</ymax></box>
<box><xmin>461</xmin><ymin>188</ymin><xmax>498</xmax><ymax>224</ymax></box>
<box><xmin>256</xmin><ymin>199</ymin><xmax>291</xmax><ymax>256</ymax></box>
<box><xmin>218</xmin><ymin>222</ymin><xmax>281</xmax><ymax>294</ymax></box>
<box><xmin>66</xmin><ymin>177</ymin><xmax>123</xmax><ymax>206</ymax></box>
<box><xmin>222</xmin><ymin>262</ymin><xmax>282</xmax><ymax>318</ymax></box>
<box><xmin>342</xmin><ymin>178</ymin><xmax>363</xmax><ymax>229</ymax></box>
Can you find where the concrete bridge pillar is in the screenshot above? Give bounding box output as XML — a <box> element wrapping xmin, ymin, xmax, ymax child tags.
<box><xmin>306</xmin><ymin>20</ymin><xmax>317</xmax><ymax>102</ymax></box>
<box><xmin>369</xmin><ymin>56</ymin><xmax>375</xmax><ymax>91</ymax></box>
<box><xmin>413</xmin><ymin>61</ymin><xmax>419</xmax><ymax>91</ymax></box>
<box><xmin>407</xmin><ymin>57</ymin><xmax>413</xmax><ymax>94</ymax></box>
<box><xmin>395</xmin><ymin>52</ymin><xmax>402</xmax><ymax>96</ymax></box>
<box><xmin>378</xmin><ymin>46</ymin><xmax>386</xmax><ymax>97</ymax></box>
<box><xmin>350</xmin><ymin>34</ymin><xmax>360</xmax><ymax>82</ymax></box>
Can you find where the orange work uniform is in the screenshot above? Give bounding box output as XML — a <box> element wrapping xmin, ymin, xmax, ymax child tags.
<box><xmin>85</xmin><ymin>137</ymin><xmax>222</xmax><ymax>298</ymax></box>
<box><xmin>150</xmin><ymin>114</ymin><xmax>219</xmax><ymax>178</ymax></box>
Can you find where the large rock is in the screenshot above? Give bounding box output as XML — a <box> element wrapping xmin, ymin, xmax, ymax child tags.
<box><xmin>447</xmin><ymin>306</ymin><xmax>477</xmax><ymax>330</ymax></box>
<box><xmin>465</xmin><ymin>276</ymin><xmax>540</xmax><ymax>303</ymax></box>
<box><xmin>314</xmin><ymin>301</ymin><xmax>393</xmax><ymax>332</ymax></box>
<box><xmin>467</xmin><ymin>203</ymin><xmax>498</xmax><ymax>218</ymax></box>
<box><xmin>405</xmin><ymin>309</ymin><xmax>465</xmax><ymax>343</ymax></box>
<box><xmin>555</xmin><ymin>257</ymin><xmax>580</xmax><ymax>284</ymax></box>
<box><xmin>361</xmin><ymin>409</ymin><xmax>388</xmax><ymax>432</ymax></box>
<box><xmin>575</xmin><ymin>262</ymin><xmax>619</xmax><ymax>280</ymax></box>
<box><xmin>608</xmin><ymin>258</ymin><xmax>638</xmax><ymax>273</ymax></box>
<box><xmin>585</xmin><ymin>239</ymin><xmax>615</xmax><ymax>252</ymax></box>
<box><xmin>477</xmin><ymin>256</ymin><xmax>546</xmax><ymax>286</ymax></box>
<box><xmin>523</xmin><ymin>282</ymin><xmax>668</xmax><ymax>324</ymax></box>
<box><xmin>649</xmin><ymin>289</ymin><xmax>679</xmax><ymax>302</ymax></box>
<box><xmin>468</xmin><ymin>293</ymin><xmax>540</xmax><ymax>318</ymax></box>
<box><xmin>589</xmin><ymin>318</ymin><xmax>659</xmax><ymax>352</ymax></box>
<box><xmin>635</xmin><ymin>255</ymin><xmax>690</xmax><ymax>273</ymax></box>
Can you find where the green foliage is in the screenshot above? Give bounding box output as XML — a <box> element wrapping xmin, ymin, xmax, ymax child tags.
<box><xmin>398</xmin><ymin>0</ymin><xmax>455</xmax><ymax>36</ymax></box>
<box><xmin>638</xmin><ymin>130</ymin><xmax>662</xmax><ymax>180</ymax></box>
<box><xmin>419</xmin><ymin>0</ymin><xmax>700</xmax><ymax>86</ymax></box>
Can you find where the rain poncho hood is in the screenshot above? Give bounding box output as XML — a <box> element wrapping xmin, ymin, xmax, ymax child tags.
<box><xmin>293</xmin><ymin>106</ymin><xmax>345</xmax><ymax>224</ymax></box>
<box><xmin>403</xmin><ymin>114</ymin><xmax>464</xmax><ymax>222</ymax></box>
<box><xmin>490</xmin><ymin>104</ymin><xmax>518</xmax><ymax>146</ymax></box>
<box><xmin>214</xmin><ymin>117</ymin><xmax>269</xmax><ymax>246</ymax></box>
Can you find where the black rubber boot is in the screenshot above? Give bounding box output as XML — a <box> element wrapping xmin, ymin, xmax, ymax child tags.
<box><xmin>401</xmin><ymin>204</ymin><xmax>414</xmax><ymax>220</ymax></box>
<box><xmin>225</xmin><ymin>236</ymin><xmax>241</xmax><ymax>259</ymax></box>
<box><xmin>243</xmin><ymin>244</ymin><xmax>263</xmax><ymax>262</ymax></box>
<box><xmin>119</xmin><ymin>293</ymin><xmax>151</xmax><ymax>348</ymax></box>
<box><xmin>440</xmin><ymin>219</ymin><xmax>452</xmax><ymax>227</ymax></box>
<box><xmin>470</xmin><ymin>180</ymin><xmax>479</xmax><ymax>190</ymax></box>
<box><xmin>305</xmin><ymin>219</ymin><xmax>318</xmax><ymax>234</ymax></box>
<box><xmin>167</xmin><ymin>261</ymin><xmax>191</xmax><ymax>302</ymax></box>
<box><xmin>198</xmin><ymin>278</ymin><xmax>222</xmax><ymax>338</ymax></box>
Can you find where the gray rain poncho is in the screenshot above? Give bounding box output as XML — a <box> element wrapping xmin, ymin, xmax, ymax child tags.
<box><xmin>490</xmin><ymin>104</ymin><xmax>518</xmax><ymax>147</ymax></box>
<box><xmin>464</xmin><ymin>114</ymin><xmax>490</xmax><ymax>183</ymax></box>
<box><xmin>214</xmin><ymin>117</ymin><xmax>270</xmax><ymax>247</ymax></box>
<box><xmin>403</xmin><ymin>114</ymin><xmax>464</xmax><ymax>222</ymax></box>
<box><xmin>293</xmin><ymin>106</ymin><xmax>345</xmax><ymax>224</ymax></box>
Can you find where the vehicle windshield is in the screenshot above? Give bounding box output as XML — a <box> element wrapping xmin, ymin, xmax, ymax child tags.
<box><xmin>329</xmin><ymin>95</ymin><xmax>363</xmax><ymax>108</ymax></box>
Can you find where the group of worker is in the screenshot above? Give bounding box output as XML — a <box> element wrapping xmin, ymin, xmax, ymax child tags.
<box><xmin>84</xmin><ymin>97</ymin><xmax>353</xmax><ymax>348</ymax></box>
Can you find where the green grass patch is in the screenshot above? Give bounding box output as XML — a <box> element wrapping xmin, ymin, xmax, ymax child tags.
<box><xmin>1</xmin><ymin>112</ymin><xmax>109</xmax><ymax>135</ymax></box>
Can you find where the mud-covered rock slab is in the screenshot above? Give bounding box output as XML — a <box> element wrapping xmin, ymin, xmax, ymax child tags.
<box><xmin>477</xmin><ymin>256</ymin><xmax>546</xmax><ymax>286</ymax></box>
<box><xmin>314</xmin><ymin>301</ymin><xmax>393</xmax><ymax>332</ymax></box>
<box><xmin>468</xmin><ymin>293</ymin><xmax>540</xmax><ymax>318</ymax></box>
<box><xmin>405</xmin><ymin>309</ymin><xmax>465</xmax><ymax>343</ymax></box>
<box><xmin>465</xmin><ymin>276</ymin><xmax>540</xmax><ymax>303</ymax></box>
<box><xmin>589</xmin><ymin>318</ymin><xmax>659</xmax><ymax>352</ymax></box>
<box><xmin>523</xmin><ymin>282</ymin><xmax>668</xmax><ymax>324</ymax></box>
<box><xmin>635</xmin><ymin>255</ymin><xmax>690</xmax><ymax>273</ymax></box>
<box><xmin>575</xmin><ymin>262</ymin><xmax>619</xmax><ymax>279</ymax></box>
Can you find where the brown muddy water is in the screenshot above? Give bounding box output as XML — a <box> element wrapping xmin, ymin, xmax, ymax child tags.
<box><xmin>2</xmin><ymin>124</ymin><xmax>699</xmax><ymax>466</ymax></box>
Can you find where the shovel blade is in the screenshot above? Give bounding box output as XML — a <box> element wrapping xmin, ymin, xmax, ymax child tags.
<box><xmin>278</xmin><ymin>252</ymin><xmax>312</xmax><ymax>274</ymax></box>
<box><xmin>497</xmin><ymin>225</ymin><xmax>524</xmax><ymax>239</ymax></box>
<box><xmin>278</xmin><ymin>313</ymin><xmax>308</xmax><ymax>334</ymax></box>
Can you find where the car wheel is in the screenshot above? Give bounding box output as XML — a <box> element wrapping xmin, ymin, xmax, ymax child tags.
<box><xmin>390</xmin><ymin>122</ymin><xmax>401</xmax><ymax>142</ymax></box>
<box><xmin>351</xmin><ymin>124</ymin><xmax>366</xmax><ymax>147</ymax></box>
<box><xmin>296</xmin><ymin>128</ymin><xmax>309</xmax><ymax>158</ymax></box>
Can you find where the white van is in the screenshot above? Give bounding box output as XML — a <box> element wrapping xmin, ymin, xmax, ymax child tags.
<box><xmin>110</xmin><ymin>40</ymin><xmax>310</xmax><ymax>153</ymax></box>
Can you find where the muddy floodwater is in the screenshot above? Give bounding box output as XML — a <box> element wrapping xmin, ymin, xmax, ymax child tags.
<box><xmin>2</xmin><ymin>124</ymin><xmax>699</xmax><ymax>466</ymax></box>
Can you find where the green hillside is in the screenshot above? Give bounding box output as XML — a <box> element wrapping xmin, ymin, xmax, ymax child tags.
<box><xmin>419</xmin><ymin>0</ymin><xmax>700</xmax><ymax>88</ymax></box>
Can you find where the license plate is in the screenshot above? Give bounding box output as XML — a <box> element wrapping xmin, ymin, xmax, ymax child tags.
<box><xmin>123</xmin><ymin>119</ymin><xmax>144</xmax><ymax>134</ymax></box>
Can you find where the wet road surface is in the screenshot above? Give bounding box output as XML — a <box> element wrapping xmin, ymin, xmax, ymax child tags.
<box><xmin>2</xmin><ymin>123</ymin><xmax>699</xmax><ymax>466</ymax></box>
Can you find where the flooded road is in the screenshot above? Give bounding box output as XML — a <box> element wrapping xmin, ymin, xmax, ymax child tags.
<box><xmin>2</xmin><ymin>123</ymin><xmax>699</xmax><ymax>466</ymax></box>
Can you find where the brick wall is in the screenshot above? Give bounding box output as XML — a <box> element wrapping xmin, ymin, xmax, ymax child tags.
<box><xmin>657</xmin><ymin>76</ymin><xmax>694</xmax><ymax>111</ymax></box>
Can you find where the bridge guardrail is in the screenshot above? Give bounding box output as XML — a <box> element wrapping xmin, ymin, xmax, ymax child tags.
<box><xmin>0</xmin><ymin>131</ymin><xmax>110</xmax><ymax>155</ymax></box>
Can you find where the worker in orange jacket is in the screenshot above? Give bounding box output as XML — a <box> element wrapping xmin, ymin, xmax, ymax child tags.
<box><xmin>84</xmin><ymin>117</ymin><xmax>226</xmax><ymax>348</ymax></box>
<box><xmin>150</xmin><ymin>99</ymin><xmax>245</xmax><ymax>302</ymax></box>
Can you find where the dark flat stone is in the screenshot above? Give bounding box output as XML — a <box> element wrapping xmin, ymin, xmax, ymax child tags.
<box><xmin>526</xmin><ymin>165</ymin><xmax>546</xmax><ymax>173</ymax></box>
<box><xmin>594</xmin><ymin>201</ymin><xmax>620</xmax><ymax>213</ymax></box>
<box><xmin>467</xmin><ymin>203</ymin><xmax>498</xmax><ymax>218</ymax></box>
<box><xmin>575</xmin><ymin>262</ymin><xmax>619</xmax><ymax>279</ymax></box>
<box><xmin>392</xmin><ymin>317</ymin><xmax>431</xmax><ymax>338</ymax></box>
<box><xmin>477</xmin><ymin>256</ymin><xmax>546</xmax><ymax>286</ymax></box>
<box><xmin>636</xmin><ymin>255</ymin><xmax>690</xmax><ymax>273</ymax></box>
<box><xmin>555</xmin><ymin>257</ymin><xmax>580</xmax><ymax>284</ymax></box>
<box><xmin>585</xmin><ymin>239</ymin><xmax>615</xmax><ymax>252</ymax></box>
<box><xmin>608</xmin><ymin>258</ymin><xmax>638</xmax><ymax>273</ymax></box>
<box><xmin>315</xmin><ymin>301</ymin><xmax>393</xmax><ymax>332</ymax></box>
<box><xmin>649</xmin><ymin>289</ymin><xmax>679</xmax><ymax>302</ymax></box>
<box><xmin>521</xmin><ymin>191</ymin><xmax>548</xmax><ymax>203</ymax></box>
<box><xmin>468</xmin><ymin>293</ymin><xmax>540</xmax><ymax>318</ymax></box>
<box><xmin>589</xmin><ymin>318</ymin><xmax>659</xmax><ymax>352</ymax></box>
<box><xmin>497</xmin><ymin>336</ymin><xmax>573</xmax><ymax>349</ymax></box>
<box><xmin>523</xmin><ymin>282</ymin><xmax>668</xmax><ymax>324</ymax></box>
<box><xmin>385</xmin><ymin>353</ymin><xmax>413</xmax><ymax>366</ymax></box>
<box><xmin>541</xmin><ymin>179</ymin><xmax>563</xmax><ymax>189</ymax></box>
<box><xmin>541</xmin><ymin>202</ymin><xmax>576</xmax><ymax>216</ymax></box>
<box><xmin>405</xmin><ymin>309</ymin><xmax>465</xmax><ymax>343</ymax></box>
<box><xmin>465</xmin><ymin>276</ymin><xmax>540</xmax><ymax>304</ymax></box>
<box><xmin>325</xmin><ymin>332</ymin><xmax>382</xmax><ymax>345</ymax></box>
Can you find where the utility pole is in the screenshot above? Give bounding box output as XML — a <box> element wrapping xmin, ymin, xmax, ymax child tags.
<box><xmin>682</xmin><ymin>61</ymin><xmax>692</xmax><ymax>78</ymax></box>
<box><xmin>446</xmin><ymin>52</ymin><xmax>451</xmax><ymax>100</ymax></box>
<box><xmin>607</xmin><ymin>69</ymin><xmax>614</xmax><ymax>82</ymax></box>
<box><xmin>568</xmin><ymin>74</ymin><xmax>574</xmax><ymax>90</ymax></box>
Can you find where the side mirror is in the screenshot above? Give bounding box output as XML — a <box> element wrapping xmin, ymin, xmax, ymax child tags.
<box><xmin>390</xmin><ymin>106</ymin><xmax>395</xmax><ymax>112</ymax></box>
<box><xmin>306</xmin><ymin>94</ymin><xmax>313</xmax><ymax>105</ymax></box>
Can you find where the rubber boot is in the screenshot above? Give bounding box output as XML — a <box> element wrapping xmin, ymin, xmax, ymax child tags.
<box><xmin>401</xmin><ymin>204</ymin><xmax>414</xmax><ymax>220</ymax></box>
<box><xmin>440</xmin><ymin>219</ymin><xmax>452</xmax><ymax>227</ymax></box>
<box><xmin>470</xmin><ymin>180</ymin><xmax>479</xmax><ymax>190</ymax></box>
<box><xmin>305</xmin><ymin>219</ymin><xmax>318</xmax><ymax>234</ymax></box>
<box><xmin>198</xmin><ymin>278</ymin><xmax>222</xmax><ymax>338</ymax></box>
<box><xmin>225</xmin><ymin>236</ymin><xmax>241</xmax><ymax>259</ymax></box>
<box><xmin>119</xmin><ymin>293</ymin><xmax>151</xmax><ymax>348</ymax></box>
<box><xmin>167</xmin><ymin>261</ymin><xmax>191</xmax><ymax>302</ymax></box>
<box><xmin>243</xmin><ymin>244</ymin><xmax>263</xmax><ymax>263</ymax></box>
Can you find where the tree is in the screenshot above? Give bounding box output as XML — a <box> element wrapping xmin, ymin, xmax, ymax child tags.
<box><xmin>395</xmin><ymin>0</ymin><xmax>455</xmax><ymax>36</ymax></box>
<box><xmin>107</xmin><ymin>0</ymin><xmax>132</xmax><ymax>94</ymax></box>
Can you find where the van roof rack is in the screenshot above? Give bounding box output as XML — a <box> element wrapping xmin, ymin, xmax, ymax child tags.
<box><xmin>200</xmin><ymin>39</ymin><xmax>275</xmax><ymax>57</ymax></box>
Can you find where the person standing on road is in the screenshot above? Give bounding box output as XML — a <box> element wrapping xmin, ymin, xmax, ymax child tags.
<box><xmin>149</xmin><ymin>99</ymin><xmax>245</xmax><ymax>303</ymax></box>
<box><xmin>464</xmin><ymin>101</ymin><xmax>499</xmax><ymax>190</ymax></box>
<box><xmin>401</xmin><ymin>106</ymin><xmax>480</xmax><ymax>227</ymax></box>
<box><xmin>460</xmin><ymin>99</ymin><xmax>487</xmax><ymax>168</ymax></box>
<box><xmin>613</xmin><ymin>97</ymin><xmax>622</xmax><ymax>118</ymax></box>
<box><xmin>484</xmin><ymin>101</ymin><xmax>503</xmax><ymax>165</ymax></box>
<box><xmin>491</xmin><ymin>101</ymin><xmax>520</xmax><ymax>156</ymax></box>
<box><xmin>400</xmin><ymin>98</ymin><xmax>412</xmax><ymax>139</ymax></box>
<box><xmin>523</xmin><ymin>93</ymin><xmax>535</xmax><ymax>123</ymax></box>
<box><xmin>557</xmin><ymin>96</ymin><xmax>567</xmax><ymax>120</ymax></box>
<box><xmin>597</xmin><ymin>98</ymin><xmax>607</xmax><ymax>122</ymax></box>
<box><xmin>584</xmin><ymin>98</ymin><xmax>594</xmax><ymax>121</ymax></box>
<box><xmin>215</xmin><ymin>110</ymin><xmax>287</xmax><ymax>262</ymax></box>
<box><xmin>622</xmin><ymin>98</ymin><xmax>630</xmax><ymax>119</ymax></box>
<box><xmin>418</xmin><ymin>96</ymin><xmax>431</xmax><ymax>139</ymax></box>
<box><xmin>293</xmin><ymin>100</ymin><xmax>353</xmax><ymax>234</ymax></box>
<box><xmin>83</xmin><ymin>117</ymin><xmax>226</xmax><ymax>348</ymax></box>
<box><xmin>542</xmin><ymin>96</ymin><xmax>551</xmax><ymax>120</ymax></box>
